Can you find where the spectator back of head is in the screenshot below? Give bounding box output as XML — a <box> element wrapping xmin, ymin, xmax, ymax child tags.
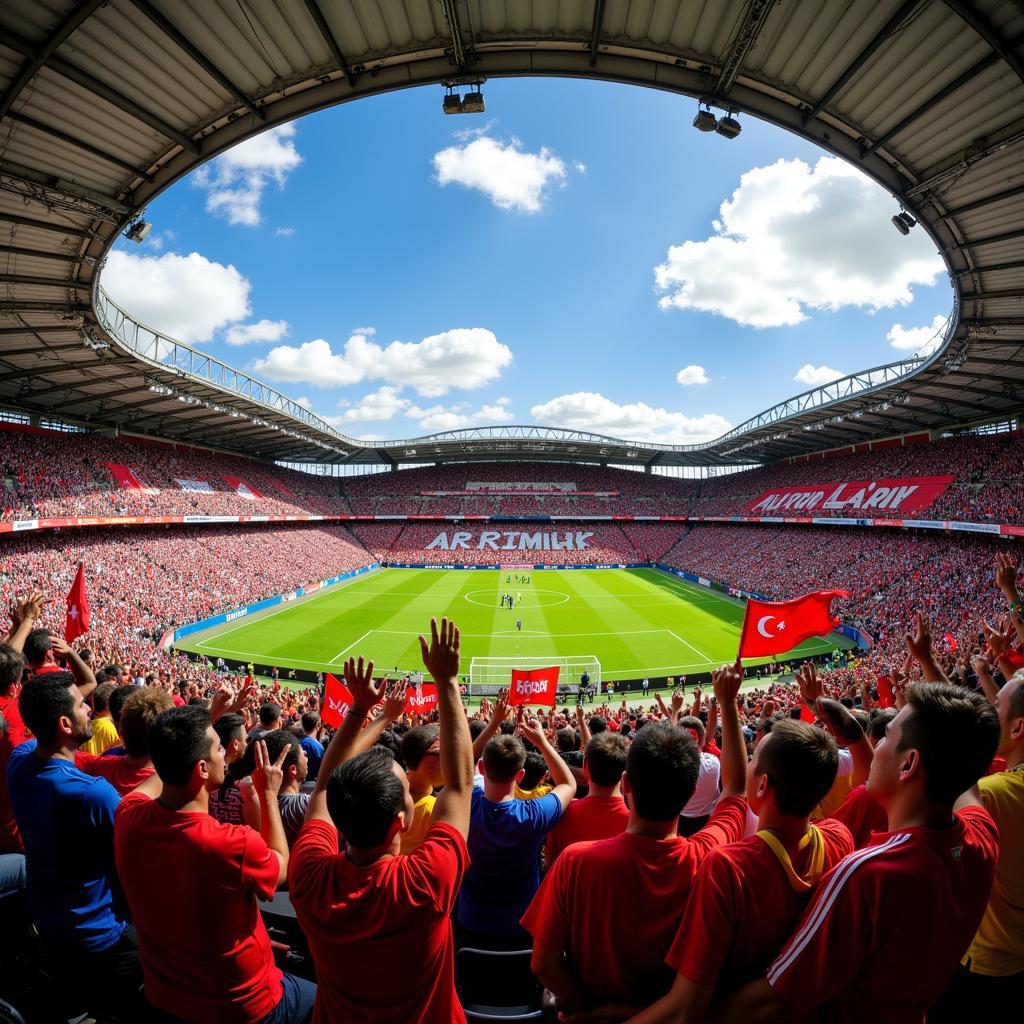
<box><xmin>263</xmin><ymin>728</ymin><xmax>301</xmax><ymax>773</ymax></box>
<box><xmin>301</xmin><ymin>711</ymin><xmax>320</xmax><ymax>735</ymax></box>
<box><xmin>585</xmin><ymin>731</ymin><xmax>629</xmax><ymax>787</ymax></box>
<box><xmin>327</xmin><ymin>746</ymin><xmax>405</xmax><ymax>848</ymax></box>
<box><xmin>149</xmin><ymin>706</ymin><xmax>214</xmax><ymax>786</ymax></box>
<box><xmin>521</xmin><ymin>752</ymin><xmax>548</xmax><ymax>790</ymax></box>
<box><xmin>625</xmin><ymin>723</ymin><xmax>700</xmax><ymax>822</ymax></box>
<box><xmin>23</xmin><ymin>628</ymin><xmax>52</xmax><ymax>669</ymax></box>
<box><xmin>0</xmin><ymin>644</ymin><xmax>26</xmax><ymax>696</ymax></box>
<box><xmin>401</xmin><ymin>724</ymin><xmax>440</xmax><ymax>770</ymax></box>
<box><xmin>92</xmin><ymin>681</ymin><xmax>117</xmax><ymax>713</ymax></box>
<box><xmin>483</xmin><ymin>734</ymin><xmax>527</xmax><ymax>783</ymax></box>
<box><xmin>109</xmin><ymin>684</ymin><xmax>136</xmax><ymax>727</ymax></box>
<box><xmin>120</xmin><ymin>687</ymin><xmax>174</xmax><ymax>758</ymax></box>
<box><xmin>259</xmin><ymin>703</ymin><xmax>282</xmax><ymax>728</ymax></box>
<box><xmin>753</xmin><ymin>720</ymin><xmax>839</xmax><ymax>816</ymax></box>
<box><xmin>19</xmin><ymin>675</ymin><xmax>75</xmax><ymax>743</ymax></box>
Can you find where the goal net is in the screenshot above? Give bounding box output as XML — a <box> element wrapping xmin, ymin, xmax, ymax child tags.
<box><xmin>467</xmin><ymin>656</ymin><xmax>602</xmax><ymax>698</ymax></box>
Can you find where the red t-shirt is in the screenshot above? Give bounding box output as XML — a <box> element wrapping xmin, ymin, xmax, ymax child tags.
<box><xmin>0</xmin><ymin>693</ymin><xmax>28</xmax><ymax>852</ymax></box>
<box><xmin>114</xmin><ymin>792</ymin><xmax>282</xmax><ymax>1024</ymax></box>
<box><xmin>289</xmin><ymin>818</ymin><xmax>469</xmax><ymax>1024</ymax></box>
<box><xmin>830</xmin><ymin>784</ymin><xmax>889</xmax><ymax>849</ymax></box>
<box><xmin>74</xmin><ymin>751</ymin><xmax>155</xmax><ymax>797</ymax></box>
<box><xmin>666</xmin><ymin>818</ymin><xmax>854</xmax><ymax>993</ymax></box>
<box><xmin>767</xmin><ymin>805</ymin><xmax>999</xmax><ymax>1023</ymax></box>
<box><xmin>545</xmin><ymin>795</ymin><xmax>629</xmax><ymax>863</ymax></box>
<box><xmin>521</xmin><ymin>795</ymin><xmax>747</xmax><ymax>1004</ymax></box>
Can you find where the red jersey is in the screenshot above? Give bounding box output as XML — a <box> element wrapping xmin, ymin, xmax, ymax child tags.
<box><xmin>289</xmin><ymin>819</ymin><xmax>469</xmax><ymax>1024</ymax></box>
<box><xmin>74</xmin><ymin>751</ymin><xmax>155</xmax><ymax>797</ymax></box>
<box><xmin>0</xmin><ymin>693</ymin><xmax>28</xmax><ymax>852</ymax></box>
<box><xmin>767</xmin><ymin>805</ymin><xmax>999</xmax><ymax>1023</ymax></box>
<box><xmin>830</xmin><ymin>784</ymin><xmax>888</xmax><ymax>849</ymax></box>
<box><xmin>545</xmin><ymin>795</ymin><xmax>629</xmax><ymax>863</ymax></box>
<box><xmin>114</xmin><ymin>792</ymin><xmax>282</xmax><ymax>1024</ymax></box>
<box><xmin>666</xmin><ymin>818</ymin><xmax>854</xmax><ymax>992</ymax></box>
<box><xmin>521</xmin><ymin>795</ymin><xmax>747</xmax><ymax>1005</ymax></box>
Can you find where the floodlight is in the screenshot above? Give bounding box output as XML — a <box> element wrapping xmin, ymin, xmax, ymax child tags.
<box><xmin>693</xmin><ymin>107</ymin><xmax>718</xmax><ymax>132</ymax></box>
<box><xmin>443</xmin><ymin>92</ymin><xmax>463</xmax><ymax>114</ymax></box>
<box><xmin>899</xmin><ymin>211</ymin><xmax>917</xmax><ymax>229</ymax></box>
<box><xmin>891</xmin><ymin>214</ymin><xmax>910</xmax><ymax>235</ymax></box>
<box><xmin>716</xmin><ymin>113</ymin><xmax>742</xmax><ymax>139</ymax></box>
<box><xmin>461</xmin><ymin>90</ymin><xmax>486</xmax><ymax>113</ymax></box>
<box><xmin>124</xmin><ymin>219</ymin><xmax>152</xmax><ymax>243</ymax></box>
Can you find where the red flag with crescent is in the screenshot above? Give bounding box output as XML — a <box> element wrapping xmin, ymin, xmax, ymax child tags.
<box><xmin>737</xmin><ymin>590</ymin><xmax>849</xmax><ymax>661</ymax></box>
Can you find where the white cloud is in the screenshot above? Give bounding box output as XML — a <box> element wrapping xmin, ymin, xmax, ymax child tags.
<box><xmin>433</xmin><ymin>136</ymin><xmax>568</xmax><ymax>213</ymax></box>
<box><xmin>274</xmin><ymin>227</ymin><xmax>294</xmax><ymax>237</ymax></box>
<box><xmin>794</xmin><ymin>363</ymin><xmax>844</xmax><ymax>387</ymax></box>
<box><xmin>676</xmin><ymin>364</ymin><xmax>709</xmax><ymax>386</ymax></box>
<box><xmin>530</xmin><ymin>392</ymin><xmax>731</xmax><ymax>444</ymax></box>
<box><xmin>408</xmin><ymin>400</ymin><xmax>515</xmax><ymax>433</ymax></box>
<box><xmin>253</xmin><ymin>327</ymin><xmax>512</xmax><ymax>397</ymax></box>
<box><xmin>887</xmin><ymin>313</ymin><xmax>948</xmax><ymax>356</ymax></box>
<box><xmin>103</xmin><ymin>249</ymin><xmax>250</xmax><ymax>344</ymax></box>
<box><xmin>224</xmin><ymin>319</ymin><xmax>290</xmax><ymax>346</ymax></box>
<box><xmin>295</xmin><ymin>397</ymin><xmax>312</xmax><ymax>409</ymax></box>
<box><xmin>655</xmin><ymin>157</ymin><xmax>943</xmax><ymax>327</ymax></box>
<box><xmin>341</xmin><ymin>386</ymin><xmax>410</xmax><ymax>423</ymax></box>
<box><xmin>193</xmin><ymin>123</ymin><xmax>302</xmax><ymax>226</ymax></box>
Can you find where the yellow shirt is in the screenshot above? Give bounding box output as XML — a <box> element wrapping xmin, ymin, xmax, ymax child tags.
<box><xmin>964</xmin><ymin>765</ymin><xmax>1024</xmax><ymax>976</ymax></box>
<box><xmin>399</xmin><ymin>793</ymin><xmax>436</xmax><ymax>856</ymax></box>
<box><xmin>514</xmin><ymin>782</ymin><xmax>553</xmax><ymax>801</ymax></box>
<box><xmin>81</xmin><ymin>714</ymin><xmax>119</xmax><ymax>756</ymax></box>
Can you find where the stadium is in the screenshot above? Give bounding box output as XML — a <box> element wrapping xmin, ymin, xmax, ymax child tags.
<box><xmin>0</xmin><ymin>1</ymin><xmax>1021</xmax><ymax>1022</ymax></box>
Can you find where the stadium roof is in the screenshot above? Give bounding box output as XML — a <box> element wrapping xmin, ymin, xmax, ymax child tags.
<box><xmin>0</xmin><ymin>0</ymin><xmax>1021</xmax><ymax>468</ymax></box>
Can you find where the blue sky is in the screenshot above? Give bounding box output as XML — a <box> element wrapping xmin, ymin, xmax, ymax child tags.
<box><xmin>104</xmin><ymin>77</ymin><xmax>951</xmax><ymax>444</ymax></box>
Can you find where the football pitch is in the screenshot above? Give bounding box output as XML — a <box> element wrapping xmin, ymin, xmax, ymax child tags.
<box><xmin>176</xmin><ymin>568</ymin><xmax>853</xmax><ymax>683</ymax></box>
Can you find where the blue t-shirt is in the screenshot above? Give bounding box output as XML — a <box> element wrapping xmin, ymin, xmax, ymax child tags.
<box><xmin>7</xmin><ymin>743</ymin><xmax>126</xmax><ymax>951</ymax></box>
<box><xmin>459</xmin><ymin>787</ymin><xmax>562</xmax><ymax>936</ymax></box>
<box><xmin>299</xmin><ymin>735</ymin><xmax>324</xmax><ymax>781</ymax></box>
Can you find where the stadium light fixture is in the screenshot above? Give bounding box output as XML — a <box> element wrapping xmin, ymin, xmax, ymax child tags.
<box><xmin>891</xmin><ymin>210</ymin><xmax>917</xmax><ymax>235</ymax></box>
<box><xmin>443</xmin><ymin>79</ymin><xmax>485</xmax><ymax>114</ymax></box>
<box><xmin>461</xmin><ymin>90</ymin><xmax>486</xmax><ymax>113</ymax></box>
<box><xmin>716</xmin><ymin>112</ymin><xmax>742</xmax><ymax>139</ymax></box>
<box><xmin>124</xmin><ymin>218</ymin><xmax>152</xmax><ymax>243</ymax></box>
<box><xmin>443</xmin><ymin>90</ymin><xmax>463</xmax><ymax>114</ymax></box>
<box><xmin>693</xmin><ymin>104</ymin><xmax>718</xmax><ymax>132</ymax></box>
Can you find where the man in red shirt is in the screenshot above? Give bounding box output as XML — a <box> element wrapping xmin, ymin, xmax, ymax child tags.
<box><xmin>114</xmin><ymin>706</ymin><xmax>314</xmax><ymax>1024</ymax></box>
<box><xmin>545</xmin><ymin>731</ymin><xmax>629</xmax><ymax>863</ymax></box>
<box><xmin>289</xmin><ymin>617</ymin><xmax>474</xmax><ymax>1024</ymax></box>
<box><xmin>717</xmin><ymin>681</ymin><xmax>1001</xmax><ymax>1023</ymax></box>
<box><xmin>521</xmin><ymin>660</ymin><xmax>749</xmax><ymax>1015</ymax></box>
<box><xmin>624</xmin><ymin>699</ymin><xmax>857</xmax><ymax>1024</ymax></box>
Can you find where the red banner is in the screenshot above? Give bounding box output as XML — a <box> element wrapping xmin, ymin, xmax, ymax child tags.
<box><xmin>225</xmin><ymin>476</ymin><xmax>262</xmax><ymax>500</ymax></box>
<box><xmin>102</xmin><ymin>462</ymin><xmax>157</xmax><ymax>493</ymax></box>
<box><xmin>321</xmin><ymin>673</ymin><xmax>353</xmax><ymax>728</ymax></box>
<box><xmin>405</xmin><ymin>683</ymin><xmax>438</xmax><ymax>715</ymax></box>
<box><xmin>746</xmin><ymin>475</ymin><xmax>955</xmax><ymax>515</ymax></box>
<box><xmin>509</xmin><ymin>666</ymin><xmax>560</xmax><ymax>707</ymax></box>
<box><xmin>737</xmin><ymin>590</ymin><xmax>849</xmax><ymax>660</ymax></box>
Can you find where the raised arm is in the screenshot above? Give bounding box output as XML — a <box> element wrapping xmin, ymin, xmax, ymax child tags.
<box><xmin>472</xmin><ymin>685</ymin><xmax>510</xmax><ymax>763</ymax></box>
<box><xmin>4</xmin><ymin>592</ymin><xmax>52</xmax><ymax>652</ymax></box>
<box><xmin>252</xmin><ymin>738</ymin><xmax>291</xmax><ymax>886</ymax></box>
<box><xmin>711</xmin><ymin>660</ymin><xmax>746</xmax><ymax>798</ymax></box>
<box><xmin>575</xmin><ymin>704</ymin><xmax>591</xmax><ymax>748</ymax></box>
<box><xmin>521</xmin><ymin>717</ymin><xmax>577</xmax><ymax>811</ymax></box>
<box><xmin>49</xmin><ymin>635</ymin><xmax>97</xmax><ymax>698</ymax></box>
<box><xmin>970</xmin><ymin>653</ymin><xmax>999</xmax><ymax>706</ymax></box>
<box><xmin>421</xmin><ymin>617</ymin><xmax>474</xmax><ymax>837</ymax></box>
<box><xmin>995</xmin><ymin>552</ymin><xmax>1024</xmax><ymax>644</ymax></box>
<box><xmin>705</xmin><ymin>696</ymin><xmax>719</xmax><ymax>751</ymax></box>
<box><xmin>904</xmin><ymin>611</ymin><xmax>949</xmax><ymax>684</ymax></box>
<box><xmin>349</xmin><ymin>678</ymin><xmax>407</xmax><ymax>757</ymax></box>
<box><xmin>816</xmin><ymin>697</ymin><xmax>873</xmax><ymax>787</ymax></box>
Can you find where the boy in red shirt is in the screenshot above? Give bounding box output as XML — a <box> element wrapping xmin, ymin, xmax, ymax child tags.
<box><xmin>717</xmin><ymin>681</ymin><xmax>1001</xmax><ymax>1023</ymax></box>
<box><xmin>114</xmin><ymin>706</ymin><xmax>314</xmax><ymax>1024</ymax></box>
<box><xmin>623</xmin><ymin>699</ymin><xmax>857</xmax><ymax>1024</ymax></box>
<box><xmin>521</xmin><ymin>660</ymin><xmax>749</xmax><ymax>1016</ymax></box>
<box><xmin>545</xmin><ymin>731</ymin><xmax>629</xmax><ymax>863</ymax></box>
<box><xmin>289</xmin><ymin>618</ymin><xmax>474</xmax><ymax>1024</ymax></box>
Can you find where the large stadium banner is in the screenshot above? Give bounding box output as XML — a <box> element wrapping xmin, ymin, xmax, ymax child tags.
<box><xmin>745</xmin><ymin>475</ymin><xmax>955</xmax><ymax>515</ymax></box>
<box><xmin>102</xmin><ymin>462</ymin><xmax>159</xmax><ymax>494</ymax></box>
<box><xmin>321</xmin><ymin>673</ymin><xmax>353</xmax><ymax>728</ymax></box>
<box><xmin>427</xmin><ymin>529</ymin><xmax>594</xmax><ymax>551</ymax></box>
<box><xmin>224</xmin><ymin>476</ymin><xmax>262</xmax><ymax>500</ymax></box>
<box><xmin>510</xmin><ymin>667</ymin><xmax>560</xmax><ymax>707</ymax></box>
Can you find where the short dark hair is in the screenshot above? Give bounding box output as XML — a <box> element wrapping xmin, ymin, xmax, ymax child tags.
<box><xmin>899</xmin><ymin>683</ymin><xmax>1000</xmax><ymax>805</ymax></box>
<box><xmin>119</xmin><ymin>687</ymin><xmax>174</xmax><ymax>758</ymax></box>
<box><xmin>92</xmin><ymin>681</ymin><xmax>117</xmax><ymax>713</ymax></box>
<box><xmin>109</xmin><ymin>684</ymin><xmax>136</xmax><ymax>726</ymax></box>
<box><xmin>0</xmin><ymin>645</ymin><xmax>26</xmax><ymax>696</ymax></box>
<box><xmin>401</xmin><ymin>724</ymin><xmax>440</xmax><ymax>770</ymax></box>
<box><xmin>19</xmin><ymin>676</ymin><xmax>75</xmax><ymax>744</ymax></box>
<box><xmin>555</xmin><ymin>728</ymin><xmax>577</xmax><ymax>753</ymax></box>
<box><xmin>626</xmin><ymin>723</ymin><xmax>700</xmax><ymax>822</ymax></box>
<box><xmin>301</xmin><ymin>711</ymin><xmax>320</xmax><ymax>734</ymax></box>
<box><xmin>587</xmin><ymin>715</ymin><xmax>607</xmax><ymax>734</ymax></box>
<box><xmin>679</xmin><ymin>715</ymin><xmax>706</xmax><ymax>745</ymax></box>
<box><xmin>259</xmin><ymin>703</ymin><xmax>282</xmax><ymax>727</ymax></box>
<box><xmin>327</xmin><ymin>746</ymin><xmax>404</xmax><ymax>847</ymax></box>
<box><xmin>263</xmin><ymin>729</ymin><xmax>300</xmax><ymax>773</ymax></box>
<box><xmin>483</xmin><ymin>734</ymin><xmax>527</xmax><ymax>783</ymax></box>
<box><xmin>469</xmin><ymin>719</ymin><xmax>488</xmax><ymax>741</ymax></box>
<box><xmin>756</xmin><ymin>721</ymin><xmax>839</xmax><ymax>816</ymax></box>
<box><xmin>868</xmin><ymin>707</ymin><xmax>897</xmax><ymax>743</ymax></box>
<box><xmin>23</xmin><ymin>629</ymin><xmax>52</xmax><ymax>668</ymax></box>
<box><xmin>214</xmin><ymin>713</ymin><xmax>245</xmax><ymax>748</ymax></box>
<box><xmin>149</xmin><ymin>706</ymin><xmax>214</xmax><ymax>786</ymax></box>
<box><xmin>585</xmin><ymin>732</ymin><xmax>629</xmax><ymax>787</ymax></box>
<box><xmin>521</xmin><ymin>752</ymin><xmax>548</xmax><ymax>790</ymax></box>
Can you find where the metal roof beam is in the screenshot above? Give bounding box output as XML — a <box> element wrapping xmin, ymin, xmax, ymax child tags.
<box><xmin>0</xmin><ymin>0</ymin><xmax>107</xmax><ymax>121</ymax></box>
<box><xmin>960</xmin><ymin>288</ymin><xmax>1024</xmax><ymax>301</ymax></box>
<box><xmin>4</xmin><ymin>112</ymin><xmax>154</xmax><ymax>181</ymax></box>
<box><xmin>0</xmin><ymin>245</ymin><xmax>83</xmax><ymax>263</ymax></box>
<box><xmin>0</xmin><ymin>158</ymin><xmax>130</xmax><ymax>220</ymax></box>
<box><xmin>0</xmin><ymin>211</ymin><xmax>94</xmax><ymax>238</ymax></box>
<box><xmin>802</xmin><ymin>1</ymin><xmax>921</xmax><ymax>123</ymax></box>
<box><xmin>940</xmin><ymin>182</ymin><xmax>1024</xmax><ymax>219</ymax></box>
<box><xmin>947</xmin><ymin>227</ymin><xmax>1024</xmax><ymax>251</ymax></box>
<box><xmin>440</xmin><ymin>0</ymin><xmax>467</xmax><ymax>69</ymax></box>
<box><xmin>0</xmin><ymin>340</ymin><xmax>87</xmax><ymax>356</ymax></box>
<box><xmin>127</xmin><ymin>0</ymin><xmax>264</xmax><ymax>121</ymax></box>
<box><xmin>0</xmin><ymin>272</ymin><xmax>83</xmax><ymax>288</ymax></box>
<box><xmin>0</xmin><ymin>361</ymin><xmax>92</xmax><ymax>383</ymax></box>
<box><xmin>300</xmin><ymin>0</ymin><xmax>356</xmax><ymax>86</ymax></box>
<box><xmin>589</xmin><ymin>0</ymin><xmax>607</xmax><ymax>67</ymax></box>
<box><xmin>712</xmin><ymin>0</ymin><xmax>778</xmax><ymax>96</ymax></box>
<box><xmin>942</xmin><ymin>0</ymin><xmax>1024</xmax><ymax>86</ymax></box>
<box><xmin>955</xmin><ymin>259</ymin><xmax>1024</xmax><ymax>276</ymax></box>
<box><xmin>0</xmin><ymin>301</ymin><xmax>89</xmax><ymax>313</ymax></box>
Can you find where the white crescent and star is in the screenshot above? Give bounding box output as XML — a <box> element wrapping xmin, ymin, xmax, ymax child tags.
<box><xmin>757</xmin><ymin>615</ymin><xmax>787</xmax><ymax>638</ymax></box>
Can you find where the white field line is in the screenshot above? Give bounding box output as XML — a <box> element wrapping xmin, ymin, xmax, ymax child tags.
<box><xmin>369</xmin><ymin>628</ymin><xmax>671</xmax><ymax>639</ymax></box>
<box><xmin>328</xmin><ymin>630</ymin><xmax>374</xmax><ymax>664</ymax></box>
<box><xmin>667</xmin><ymin>629</ymin><xmax>713</xmax><ymax>663</ymax></box>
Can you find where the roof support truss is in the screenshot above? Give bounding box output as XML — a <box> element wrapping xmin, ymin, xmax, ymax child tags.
<box><xmin>300</xmin><ymin>0</ymin><xmax>356</xmax><ymax>86</ymax></box>
<box><xmin>712</xmin><ymin>0</ymin><xmax>778</xmax><ymax>96</ymax></box>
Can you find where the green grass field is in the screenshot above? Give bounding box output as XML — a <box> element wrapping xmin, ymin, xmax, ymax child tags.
<box><xmin>176</xmin><ymin>568</ymin><xmax>853</xmax><ymax>683</ymax></box>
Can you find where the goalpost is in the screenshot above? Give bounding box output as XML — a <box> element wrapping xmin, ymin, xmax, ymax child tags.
<box><xmin>468</xmin><ymin>656</ymin><xmax>602</xmax><ymax>698</ymax></box>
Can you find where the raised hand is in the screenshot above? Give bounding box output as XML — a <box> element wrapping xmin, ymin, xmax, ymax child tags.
<box><xmin>492</xmin><ymin>685</ymin><xmax>510</xmax><ymax>724</ymax></box>
<box><xmin>816</xmin><ymin>698</ymin><xmax>864</xmax><ymax>744</ymax></box>
<box><xmin>520</xmin><ymin>716</ymin><xmax>547</xmax><ymax>749</ymax></box>
<box><xmin>209</xmin><ymin>680</ymin><xmax>238</xmax><ymax>722</ymax></box>
<box><xmin>10</xmin><ymin>591</ymin><xmax>51</xmax><ymax>629</ymax></box>
<box><xmin>48</xmin><ymin>634</ymin><xmax>74</xmax><ymax>658</ymax></box>
<box><xmin>981</xmin><ymin>619</ymin><xmax>1012</xmax><ymax>658</ymax></box>
<box><xmin>996</xmin><ymin>551</ymin><xmax>1019</xmax><ymax>598</ymax></box>
<box><xmin>381</xmin><ymin>678</ymin><xmax>408</xmax><ymax>721</ymax></box>
<box><xmin>419</xmin><ymin>617</ymin><xmax>460</xmax><ymax>683</ymax></box>
<box><xmin>342</xmin><ymin>655</ymin><xmax>382</xmax><ymax>713</ymax></box>
<box><xmin>251</xmin><ymin>738</ymin><xmax>289</xmax><ymax>798</ymax></box>
<box><xmin>711</xmin><ymin>659</ymin><xmax>742</xmax><ymax>708</ymax></box>
<box><xmin>669</xmin><ymin>690</ymin><xmax>685</xmax><ymax>716</ymax></box>
<box><xmin>905</xmin><ymin>611</ymin><xmax>935</xmax><ymax>664</ymax></box>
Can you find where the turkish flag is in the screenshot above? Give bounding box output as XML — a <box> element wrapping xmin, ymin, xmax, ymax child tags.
<box><xmin>405</xmin><ymin>683</ymin><xmax>438</xmax><ymax>715</ymax></box>
<box><xmin>737</xmin><ymin>590</ymin><xmax>849</xmax><ymax>661</ymax></box>
<box><xmin>321</xmin><ymin>672</ymin><xmax>354</xmax><ymax>729</ymax></box>
<box><xmin>876</xmin><ymin>675</ymin><xmax>895</xmax><ymax>709</ymax></box>
<box><xmin>65</xmin><ymin>562</ymin><xmax>90</xmax><ymax>643</ymax></box>
<box><xmin>942</xmin><ymin>632</ymin><xmax>957</xmax><ymax>653</ymax></box>
<box><xmin>509</xmin><ymin>666</ymin><xmax>560</xmax><ymax>707</ymax></box>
